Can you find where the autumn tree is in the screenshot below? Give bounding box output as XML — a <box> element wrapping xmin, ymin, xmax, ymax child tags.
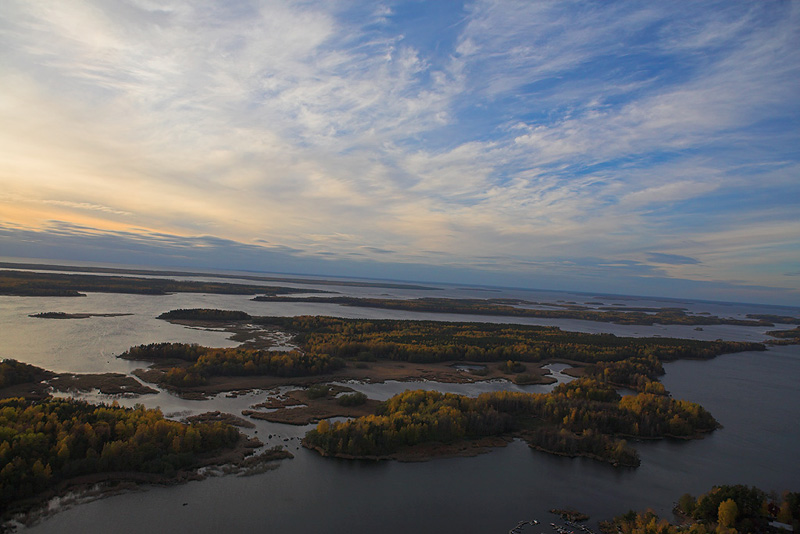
<box><xmin>717</xmin><ymin>499</ymin><xmax>738</xmax><ymax>534</ymax></box>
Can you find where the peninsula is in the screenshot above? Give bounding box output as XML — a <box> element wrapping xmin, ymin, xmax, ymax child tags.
<box><xmin>0</xmin><ymin>360</ymin><xmax>288</xmax><ymax>519</ymax></box>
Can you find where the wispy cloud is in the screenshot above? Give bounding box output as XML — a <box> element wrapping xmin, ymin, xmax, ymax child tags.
<box><xmin>41</xmin><ymin>200</ymin><xmax>131</xmax><ymax>216</ymax></box>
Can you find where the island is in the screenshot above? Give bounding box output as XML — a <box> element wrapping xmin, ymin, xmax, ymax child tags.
<box><xmin>139</xmin><ymin>309</ymin><xmax>764</xmax><ymax>465</ymax></box>
<box><xmin>302</xmin><ymin>357</ymin><xmax>717</xmax><ymax>467</ymax></box>
<box><xmin>157</xmin><ymin>309</ymin><xmax>764</xmax><ymax>362</ymax></box>
<box><xmin>765</xmin><ymin>325</ymin><xmax>800</xmax><ymax>345</ymax></box>
<box><xmin>140</xmin><ymin>309</ymin><xmax>763</xmax><ymax>398</ymax></box>
<box><xmin>29</xmin><ymin>312</ymin><xmax>133</xmax><ymax>320</ymax></box>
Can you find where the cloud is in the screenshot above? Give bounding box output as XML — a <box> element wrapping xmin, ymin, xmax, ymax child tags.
<box><xmin>41</xmin><ymin>200</ymin><xmax>131</xmax><ymax>216</ymax></box>
<box><xmin>0</xmin><ymin>1</ymin><xmax>798</xmax><ymax>304</ymax></box>
<box><xmin>647</xmin><ymin>253</ymin><xmax>701</xmax><ymax>265</ymax></box>
<box><xmin>361</xmin><ymin>246</ymin><xmax>395</xmax><ymax>255</ymax></box>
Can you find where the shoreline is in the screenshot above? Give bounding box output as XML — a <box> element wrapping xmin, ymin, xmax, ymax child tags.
<box><xmin>0</xmin><ymin>372</ymin><xmax>159</xmax><ymax>400</ymax></box>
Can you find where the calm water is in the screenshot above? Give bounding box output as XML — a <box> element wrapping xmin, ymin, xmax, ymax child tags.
<box><xmin>1</xmin><ymin>276</ymin><xmax>798</xmax><ymax>533</ymax></box>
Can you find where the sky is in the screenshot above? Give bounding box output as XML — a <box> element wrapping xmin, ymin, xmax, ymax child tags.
<box><xmin>1</xmin><ymin>1</ymin><xmax>799</xmax><ymax>306</ymax></box>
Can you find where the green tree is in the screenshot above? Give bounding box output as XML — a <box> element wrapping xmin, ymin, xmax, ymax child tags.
<box><xmin>679</xmin><ymin>493</ymin><xmax>696</xmax><ymax>515</ymax></box>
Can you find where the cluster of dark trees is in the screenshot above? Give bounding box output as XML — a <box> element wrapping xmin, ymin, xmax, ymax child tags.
<box><xmin>337</xmin><ymin>392</ymin><xmax>368</xmax><ymax>407</ymax></box>
<box><xmin>498</xmin><ymin>360</ymin><xmax>527</xmax><ymax>373</ymax></box>
<box><xmin>0</xmin><ymin>397</ymin><xmax>240</xmax><ymax>510</ymax></box>
<box><xmin>0</xmin><ymin>360</ymin><xmax>44</xmax><ymax>389</ymax></box>
<box><xmin>157</xmin><ymin>309</ymin><xmax>252</xmax><ymax>321</ymax></box>
<box><xmin>605</xmin><ymin>484</ymin><xmax>799</xmax><ymax>534</ymax></box>
<box><xmin>254</xmin><ymin>315</ymin><xmax>764</xmax><ymax>365</ymax></box>
<box><xmin>251</xmin><ymin>296</ymin><xmax>775</xmax><ymax>326</ymax></box>
<box><xmin>120</xmin><ymin>342</ymin><xmax>344</xmax><ymax>387</ymax></box>
<box><xmin>304</xmin><ymin>368</ymin><xmax>717</xmax><ymax>466</ymax></box>
<box><xmin>588</xmin><ymin>355</ymin><xmax>667</xmax><ymax>394</ymax></box>
<box><xmin>526</xmin><ymin>426</ymin><xmax>639</xmax><ymax>467</ymax></box>
<box><xmin>304</xmin><ymin>389</ymin><xmax>508</xmax><ymax>458</ymax></box>
<box><xmin>120</xmin><ymin>342</ymin><xmax>207</xmax><ymax>363</ymax></box>
<box><xmin>28</xmin><ymin>312</ymin><xmax>72</xmax><ymax>319</ymax></box>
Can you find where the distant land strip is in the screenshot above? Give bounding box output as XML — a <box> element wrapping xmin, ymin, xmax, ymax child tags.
<box><xmin>0</xmin><ymin>270</ymin><xmax>325</xmax><ymax>297</ymax></box>
<box><xmin>251</xmin><ymin>296</ymin><xmax>794</xmax><ymax>327</ymax></box>
<box><xmin>0</xmin><ymin>262</ymin><xmax>438</xmax><ymax>291</ymax></box>
<box><xmin>29</xmin><ymin>312</ymin><xmax>134</xmax><ymax>319</ymax></box>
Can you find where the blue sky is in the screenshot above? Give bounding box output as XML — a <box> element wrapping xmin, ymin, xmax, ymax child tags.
<box><xmin>1</xmin><ymin>1</ymin><xmax>798</xmax><ymax>305</ymax></box>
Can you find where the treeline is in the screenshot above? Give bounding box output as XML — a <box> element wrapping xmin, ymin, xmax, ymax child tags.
<box><xmin>120</xmin><ymin>342</ymin><xmax>206</xmax><ymax>363</ymax></box>
<box><xmin>303</xmin><ymin>374</ymin><xmax>717</xmax><ymax>466</ymax></box>
<box><xmin>747</xmin><ymin>314</ymin><xmax>800</xmax><ymax>325</ymax></box>
<box><xmin>0</xmin><ymin>270</ymin><xmax>313</xmax><ymax>297</ymax></box>
<box><xmin>304</xmin><ymin>389</ymin><xmax>513</xmax><ymax>458</ymax></box>
<box><xmin>120</xmin><ymin>343</ymin><xmax>344</xmax><ymax>387</ymax></box>
<box><xmin>0</xmin><ymin>360</ymin><xmax>47</xmax><ymax>389</ymax></box>
<box><xmin>604</xmin><ymin>484</ymin><xmax>799</xmax><ymax>534</ymax></box>
<box><xmin>253</xmin><ymin>315</ymin><xmax>764</xmax><ymax>365</ymax></box>
<box><xmin>0</xmin><ymin>397</ymin><xmax>240</xmax><ymax>511</ymax></box>
<box><xmin>157</xmin><ymin>309</ymin><xmax>252</xmax><ymax>321</ymax></box>
<box><xmin>251</xmin><ymin>296</ymin><xmax>774</xmax><ymax>326</ymax></box>
<box><xmin>588</xmin><ymin>355</ymin><xmax>667</xmax><ymax>394</ymax></box>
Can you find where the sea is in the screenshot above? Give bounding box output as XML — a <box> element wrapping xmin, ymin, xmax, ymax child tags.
<box><xmin>1</xmin><ymin>265</ymin><xmax>798</xmax><ymax>533</ymax></box>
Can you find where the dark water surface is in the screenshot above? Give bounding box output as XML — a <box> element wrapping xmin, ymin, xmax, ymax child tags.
<box><xmin>1</xmin><ymin>279</ymin><xmax>797</xmax><ymax>533</ymax></box>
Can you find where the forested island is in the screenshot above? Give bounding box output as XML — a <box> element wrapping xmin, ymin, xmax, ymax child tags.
<box><xmin>143</xmin><ymin>309</ymin><xmax>765</xmax><ymax>465</ymax></box>
<box><xmin>0</xmin><ymin>270</ymin><xmax>325</xmax><ymax>297</ymax></box>
<box><xmin>250</xmin><ymin>296</ymin><xmax>784</xmax><ymax>327</ymax></box>
<box><xmin>157</xmin><ymin>309</ymin><xmax>253</xmax><ymax>321</ymax></box>
<box><xmin>144</xmin><ymin>310</ymin><xmax>763</xmax><ymax>394</ymax></box>
<box><xmin>601</xmin><ymin>484</ymin><xmax>799</xmax><ymax>534</ymax></box>
<box><xmin>303</xmin><ymin>356</ymin><xmax>717</xmax><ymax>466</ymax></box>
<box><xmin>246</xmin><ymin>314</ymin><xmax>765</xmax><ymax>364</ymax></box>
